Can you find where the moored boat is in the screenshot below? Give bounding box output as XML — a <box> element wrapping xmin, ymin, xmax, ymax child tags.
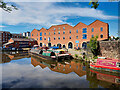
<box><xmin>90</xmin><ymin>57</ymin><xmax>120</xmax><ymax>73</ymax></box>
<box><xmin>29</xmin><ymin>46</ymin><xmax>73</xmax><ymax>60</ymax></box>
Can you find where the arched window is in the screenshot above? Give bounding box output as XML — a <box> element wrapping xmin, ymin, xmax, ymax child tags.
<box><xmin>58</xmin><ymin>37</ymin><xmax>60</xmax><ymax>40</ymax></box>
<box><xmin>76</xmin><ymin>36</ymin><xmax>78</xmax><ymax>39</ymax></box>
<box><xmin>100</xmin><ymin>34</ymin><xmax>103</xmax><ymax>38</ymax></box>
<box><xmin>58</xmin><ymin>31</ymin><xmax>60</xmax><ymax>34</ymax></box>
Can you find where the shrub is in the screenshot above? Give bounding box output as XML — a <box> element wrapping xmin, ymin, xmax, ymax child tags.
<box><xmin>78</xmin><ymin>56</ymin><xmax>83</xmax><ymax>60</ymax></box>
<box><xmin>87</xmin><ymin>36</ymin><xmax>99</xmax><ymax>57</ymax></box>
<box><xmin>94</xmin><ymin>56</ymin><xmax>98</xmax><ymax>59</ymax></box>
<box><xmin>75</xmin><ymin>54</ymin><xmax>78</xmax><ymax>58</ymax></box>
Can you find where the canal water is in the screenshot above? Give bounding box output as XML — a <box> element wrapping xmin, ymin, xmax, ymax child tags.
<box><xmin>0</xmin><ymin>51</ymin><xmax>120</xmax><ymax>89</ymax></box>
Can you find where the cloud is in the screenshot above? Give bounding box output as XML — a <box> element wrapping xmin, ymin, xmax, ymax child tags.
<box><xmin>1</xmin><ymin>62</ymin><xmax>89</xmax><ymax>88</ymax></box>
<box><xmin>1</xmin><ymin>2</ymin><xmax>118</xmax><ymax>27</ymax></box>
<box><xmin>0</xmin><ymin>25</ymin><xmax>6</xmax><ymax>28</ymax></box>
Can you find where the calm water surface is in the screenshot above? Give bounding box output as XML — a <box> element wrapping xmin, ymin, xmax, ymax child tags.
<box><xmin>0</xmin><ymin>51</ymin><xmax>120</xmax><ymax>89</ymax></box>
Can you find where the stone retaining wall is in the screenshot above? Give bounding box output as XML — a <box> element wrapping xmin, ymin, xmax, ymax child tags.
<box><xmin>99</xmin><ymin>41</ymin><xmax>120</xmax><ymax>59</ymax></box>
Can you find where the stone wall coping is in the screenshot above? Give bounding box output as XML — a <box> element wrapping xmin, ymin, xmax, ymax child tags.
<box><xmin>99</xmin><ymin>41</ymin><xmax>120</xmax><ymax>43</ymax></box>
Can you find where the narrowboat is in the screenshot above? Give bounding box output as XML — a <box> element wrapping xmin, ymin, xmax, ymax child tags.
<box><xmin>29</xmin><ymin>46</ymin><xmax>73</xmax><ymax>60</ymax></box>
<box><xmin>90</xmin><ymin>57</ymin><xmax>120</xmax><ymax>73</ymax></box>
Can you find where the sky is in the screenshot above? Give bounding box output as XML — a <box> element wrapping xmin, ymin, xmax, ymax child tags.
<box><xmin>0</xmin><ymin>0</ymin><xmax>119</xmax><ymax>37</ymax></box>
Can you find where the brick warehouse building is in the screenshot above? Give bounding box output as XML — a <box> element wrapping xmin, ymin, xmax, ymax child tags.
<box><xmin>31</xmin><ymin>20</ymin><xmax>109</xmax><ymax>49</ymax></box>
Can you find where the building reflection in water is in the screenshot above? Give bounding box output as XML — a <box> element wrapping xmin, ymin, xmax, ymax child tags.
<box><xmin>31</xmin><ymin>55</ymin><xmax>120</xmax><ymax>89</ymax></box>
<box><xmin>1</xmin><ymin>51</ymin><xmax>30</xmax><ymax>63</ymax></box>
<box><xmin>31</xmin><ymin>56</ymin><xmax>87</xmax><ymax>77</ymax></box>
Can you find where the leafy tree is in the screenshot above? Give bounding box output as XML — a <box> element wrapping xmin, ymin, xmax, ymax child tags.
<box><xmin>87</xmin><ymin>36</ymin><xmax>99</xmax><ymax>57</ymax></box>
<box><xmin>89</xmin><ymin>0</ymin><xmax>99</xmax><ymax>9</ymax></box>
<box><xmin>0</xmin><ymin>0</ymin><xmax>18</xmax><ymax>13</ymax></box>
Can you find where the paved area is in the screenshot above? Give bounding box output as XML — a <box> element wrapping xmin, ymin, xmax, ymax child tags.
<box><xmin>68</xmin><ymin>49</ymin><xmax>87</xmax><ymax>58</ymax></box>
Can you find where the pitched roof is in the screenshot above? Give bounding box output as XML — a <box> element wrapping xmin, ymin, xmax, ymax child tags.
<box><xmin>11</xmin><ymin>38</ymin><xmax>36</xmax><ymax>41</ymax></box>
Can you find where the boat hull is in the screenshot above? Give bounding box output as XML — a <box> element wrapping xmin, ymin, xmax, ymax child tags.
<box><xmin>90</xmin><ymin>64</ymin><xmax>120</xmax><ymax>73</ymax></box>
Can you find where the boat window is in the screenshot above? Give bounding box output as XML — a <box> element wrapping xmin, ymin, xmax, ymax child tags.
<box><xmin>116</xmin><ymin>62</ymin><xmax>120</xmax><ymax>67</ymax></box>
<box><xmin>39</xmin><ymin>50</ymin><xmax>43</xmax><ymax>54</ymax></box>
<box><xmin>50</xmin><ymin>52</ymin><xmax>55</xmax><ymax>56</ymax></box>
<box><xmin>59</xmin><ymin>51</ymin><xmax>65</xmax><ymax>54</ymax></box>
<box><xmin>115</xmin><ymin>78</ymin><xmax>120</xmax><ymax>83</ymax></box>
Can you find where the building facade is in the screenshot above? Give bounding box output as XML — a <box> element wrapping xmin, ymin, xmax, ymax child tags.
<box><xmin>31</xmin><ymin>20</ymin><xmax>109</xmax><ymax>49</ymax></box>
<box><xmin>3</xmin><ymin>38</ymin><xmax>38</xmax><ymax>49</ymax></box>
<box><xmin>22</xmin><ymin>31</ymin><xmax>31</xmax><ymax>38</ymax></box>
<box><xmin>0</xmin><ymin>31</ymin><xmax>25</xmax><ymax>47</ymax></box>
<box><xmin>0</xmin><ymin>31</ymin><xmax>12</xmax><ymax>46</ymax></box>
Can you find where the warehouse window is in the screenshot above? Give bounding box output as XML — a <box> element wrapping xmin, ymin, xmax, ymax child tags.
<box><xmin>44</xmin><ymin>38</ymin><xmax>46</xmax><ymax>40</ymax></box>
<box><xmin>101</xmin><ymin>27</ymin><xmax>103</xmax><ymax>31</ymax></box>
<box><xmin>58</xmin><ymin>37</ymin><xmax>60</xmax><ymax>40</ymax></box>
<box><xmin>49</xmin><ymin>32</ymin><xmax>50</xmax><ymax>35</ymax></box>
<box><xmin>69</xmin><ymin>30</ymin><xmax>71</xmax><ymax>34</ymax></box>
<box><xmin>40</xmin><ymin>32</ymin><xmax>42</xmax><ymax>36</ymax></box>
<box><xmin>69</xmin><ymin>36</ymin><xmax>71</xmax><ymax>39</ymax></box>
<box><xmin>76</xmin><ymin>30</ymin><xmax>78</xmax><ymax>33</ymax></box>
<box><xmin>63</xmin><ymin>37</ymin><xmax>65</xmax><ymax>39</ymax></box>
<box><xmin>44</xmin><ymin>33</ymin><xmax>46</xmax><ymax>35</ymax></box>
<box><xmin>76</xmin><ymin>36</ymin><xmax>78</xmax><ymax>39</ymax></box>
<box><xmin>63</xmin><ymin>31</ymin><xmax>65</xmax><ymax>34</ymax></box>
<box><xmin>92</xmin><ymin>28</ymin><xmax>94</xmax><ymax>32</ymax></box>
<box><xmin>63</xmin><ymin>27</ymin><xmax>65</xmax><ymax>29</ymax></box>
<box><xmin>82</xmin><ymin>28</ymin><xmax>87</xmax><ymax>33</ymax></box>
<box><xmin>58</xmin><ymin>31</ymin><xmax>60</xmax><ymax>34</ymax></box>
<box><xmin>83</xmin><ymin>34</ymin><xmax>87</xmax><ymax>39</ymax></box>
<box><xmin>54</xmin><ymin>28</ymin><xmax>55</xmax><ymax>31</ymax></box>
<box><xmin>100</xmin><ymin>34</ymin><xmax>103</xmax><ymax>38</ymax></box>
<box><xmin>54</xmin><ymin>37</ymin><xmax>55</xmax><ymax>40</ymax></box>
<box><xmin>92</xmin><ymin>35</ymin><xmax>94</xmax><ymax>38</ymax></box>
<box><xmin>54</xmin><ymin>32</ymin><xmax>55</xmax><ymax>35</ymax></box>
<box><xmin>40</xmin><ymin>37</ymin><xmax>42</xmax><ymax>40</ymax></box>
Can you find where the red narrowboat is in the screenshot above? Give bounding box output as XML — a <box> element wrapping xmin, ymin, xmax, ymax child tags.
<box><xmin>90</xmin><ymin>58</ymin><xmax>120</xmax><ymax>73</ymax></box>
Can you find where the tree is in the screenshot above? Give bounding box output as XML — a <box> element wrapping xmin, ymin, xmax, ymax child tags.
<box><xmin>89</xmin><ymin>0</ymin><xmax>99</xmax><ymax>9</ymax></box>
<box><xmin>87</xmin><ymin>36</ymin><xmax>99</xmax><ymax>57</ymax></box>
<box><xmin>0</xmin><ymin>0</ymin><xmax>18</xmax><ymax>13</ymax></box>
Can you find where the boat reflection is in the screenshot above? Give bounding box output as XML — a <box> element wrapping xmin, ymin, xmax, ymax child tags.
<box><xmin>1</xmin><ymin>51</ymin><xmax>30</xmax><ymax>63</ymax></box>
<box><xmin>86</xmin><ymin>68</ymin><xmax>120</xmax><ymax>88</ymax></box>
<box><xmin>31</xmin><ymin>56</ymin><xmax>87</xmax><ymax>77</ymax></box>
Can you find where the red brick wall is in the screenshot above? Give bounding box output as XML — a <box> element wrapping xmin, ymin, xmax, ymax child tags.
<box><xmin>31</xmin><ymin>20</ymin><xmax>109</xmax><ymax>48</ymax></box>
